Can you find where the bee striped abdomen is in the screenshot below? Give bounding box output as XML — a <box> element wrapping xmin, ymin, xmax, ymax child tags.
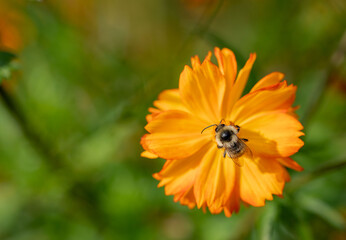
<box><xmin>231</xmin><ymin>141</ymin><xmax>242</xmax><ymax>153</ymax></box>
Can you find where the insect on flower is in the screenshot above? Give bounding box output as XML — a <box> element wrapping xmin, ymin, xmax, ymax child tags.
<box><xmin>141</xmin><ymin>47</ymin><xmax>304</xmax><ymax>217</ymax></box>
<box><xmin>201</xmin><ymin>120</ymin><xmax>252</xmax><ymax>167</ymax></box>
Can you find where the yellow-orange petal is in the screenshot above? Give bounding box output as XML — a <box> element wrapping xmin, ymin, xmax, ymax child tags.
<box><xmin>240</xmin><ymin>156</ymin><xmax>290</xmax><ymax>206</ymax></box>
<box><xmin>194</xmin><ymin>146</ymin><xmax>235</xmax><ymax>210</ymax></box>
<box><xmin>231</xmin><ymin>82</ymin><xmax>297</xmax><ymax>124</ymax></box>
<box><xmin>223</xmin><ymin>167</ymin><xmax>241</xmax><ymax>217</ymax></box>
<box><xmin>154</xmin><ymin>146</ymin><xmax>209</xmax><ymax>202</ymax></box>
<box><xmin>222</xmin><ymin>53</ymin><xmax>256</xmax><ymax>119</ymax></box>
<box><xmin>276</xmin><ymin>157</ymin><xmax>304</xmax><ymax>171</ymax></box>
<box><xmin>250</xmin><ymin>72</ymin><xmax>285</xmax><ymax>93</ymax></box>
<box><xmin>214</xmin><ymin>47</ymin><xmax>237</xmax><ymax>88</ymax></box>
<box><xmin>208</xmin><ymin>204</ymin><xmax>223</xmax><ymax>215</ymax></box>
<box><xmin>176</xmin><ymin>186</ymin><xmax>196</xmax><ymax>209</ymax></box>
<box><xmin>142</xmin><ymin>110</ymin><xmax>211</xmax><ymax>159</ymax></box>
<box><xmin>179</xmin><ymin>60</ymin><xmax>225</xmax><ymax>123</ymax></box>
<box><xmin>140</xmin><ymin>151</ymin><xmax>158</xmax><ymax>159</ymax></box>
<box><xmin>238</xmin><ymin>112</ymin><xmax>304</xmax><ymax>158</ymax></box>
<box><xmin>191</xmin><ymin>51</ymin><xmax>212</xmax><ymax>70</ymax></box>
<box><xmin>153</xmin><ymin>89</ymin><xmax>186</xmax><ymax>112</ymax></box>
<box><xmin>146</xmin><ymin>107</ymin><xmax>161</xmax><ymax>122</ymax></box>
<box><xmin>146</xmin><ymin>89</ymin><xmax>187</xmax><ymax>123</ymax></box>
<box><xmin>148</xmin><ymin>107</ymin><xmax>160</xmax><ymax>113</ymax></box>
<box><xmin>191</xmin><ymin>55</ymin><xmax>202</xmax><ymax>70</ymax></box>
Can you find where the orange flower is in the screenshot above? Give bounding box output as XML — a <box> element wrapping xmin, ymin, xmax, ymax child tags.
<box><xmin>141</xmin><ymin>48</ymin><xmax>304</xmax><ymax>217</ymax></box>
<box><xmin>0</xmin><ymin>1</ymin><xmax>33</xmax><ymax>52</ymax></box>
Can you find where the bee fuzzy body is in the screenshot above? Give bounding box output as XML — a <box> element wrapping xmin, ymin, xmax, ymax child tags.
<box><xmin>200</xmin><ymin>121</ymin><xmax>252</xmax><ymax>166</ymax></box>
<box><xmin>213</xmin><ymin>123</ymin><xmax>252</xmax><ymax>167</ymax></box>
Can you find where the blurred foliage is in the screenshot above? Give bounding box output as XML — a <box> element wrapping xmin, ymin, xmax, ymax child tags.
<box><xmin>0</xmin><ymin>0</ymin><xmax>345</xmax><ymax>239</ymax></box>
<box><xmin>0</xmin><ymin>51</ymin><xmax>17</xmax><ymax>84</ymax></box>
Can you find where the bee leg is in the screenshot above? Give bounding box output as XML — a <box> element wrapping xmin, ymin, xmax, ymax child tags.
<box><xmin>241</xmin><ymin>138</ymin><xmax>248</xmax><ymax>142</ymax></box>
<box><xmin>217</xmin><ymin>145</ymin><xmax>223</xmax><ymax>149</ymax></box>
<box><xmin>235</xmin><ymin>125</ymin><xmax>240</xmax><ymax>133</ymax></box>
<box><xmin>223</xmin><ymin>150</ymin><xmax>226</xmax><ymax>158</ymax></box>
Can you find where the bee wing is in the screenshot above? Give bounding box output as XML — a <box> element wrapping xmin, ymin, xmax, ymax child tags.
<box><xmin>226</xmin><ymin>140</ymin><xmax>253</xmax><ymax>167</ymax></box>
<box><xmin>231</xmin><ymin>156</ymin><xmax>244</xmax><ymax>167</ymax></box>
<box><xmin>243</xmin><ymin>142</ymin><xmax>253</xmax><ymax>160</ymax></box>
<box><xmin>224</xmin><ymin>148</ymin><xmax>244</xmax><ymax>167</ymax></box>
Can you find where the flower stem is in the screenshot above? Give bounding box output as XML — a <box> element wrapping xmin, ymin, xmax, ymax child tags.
<box><xmin>287</xmin><ymin>158</ymin><xmax>346</xmax><ymax>193</ymax></box>
<box><xmin>0</xmin><ymin>85</ymin><xmax>63</xmax><ymax>169</ymax></box>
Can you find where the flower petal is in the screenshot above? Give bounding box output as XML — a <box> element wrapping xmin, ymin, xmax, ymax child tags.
<box><xmin>231</xmin><ymin>82</ymin><xmax>297</xmax><ymax>124</ymax></box>
<box><xmin>146</xmin><ymin>89</ymin><xmax>187</xmax><ymax>123</ymax></box>
<box><xmin>214</xmin><ymin>47</ymin><xmax>237</xmax><ymax>87</ymax></box>
<box><xmin>240</xmin><ymin>156</ymin><xmax>290</xmax><ymax>206</ymax></box>
<box><xmin>223</xmin><ymin>53</ymin><xmax>256</xmax><ymax>119</ymax></box>
<box><xmin>276</xmin><ymin>157</ymin><xmax>304</xmax><ymax>171</ymax></box>
<box><xmin>250</xmin><ymin>72</ymin><xmax>285</xmax><ymax>92</ymax></box>
<box><xmin>179</xmin><ymin>60</ymin><xmax>225</xmax><ymax>123</ymax></box>
<box><xmin>140</xmin><ymin>151</ymin><xmax>158</xmax><ymax>159</ymax></box>
<box><xmin>238</xmin><ymin>112</ymin><xmax>304</xmax><ymax>158</ymax></box>
<box><xmin>142</xmin><ymin>110</ymin><xmax>211</xmax><ymax>159</ymax></box>
<box><xmin>191</xmin><ymin>55</ymin><xmax>201</xmax><ymax>70</ymax></box>
<box><xmin>153</xmin><ymin>89</ymin><xmax>186</xmax><ymax>112</ymax></box>
<box><xmin>194</xmin><ymin>146</ymin><xmax>235</xmax><ymax>211</ymax></box>
<box><xmin>176</xmin><ymin>187</ymin><xmax>196</xmax><ymax>209</ymax></box>
<box><xmin>146</xmin><ymin>108</ymin><xmax>161</xmax><ymax>122</ymax></box>
<box><xmin>154</xmin><ymin>146</ymin><xmax>210</xmax><ymax>205</ymax></box>
<box><xmin>223</xmin><ymin>167</ymin><xmax>241</xmax><ymax>217</ymax></box>
<box><xmin>191</xmin><ymin>51</ymin><xmax>212</xmax><ymax>70</ymax></box>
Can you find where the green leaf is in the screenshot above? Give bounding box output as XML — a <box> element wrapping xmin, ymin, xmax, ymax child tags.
<box><xmin>296</xmin><ymin>221</ymin><xmax>313</xmax><ymax>240</ymax></box>
<box><xmin>256</xmin><ymin>202</ymin><xmax>278</xmax><ymax>240</ymax></box>
<box><xmin>0</xmin><ymin>51</ymin><xmax>17</xmax><ymax>84</ymax></box>
<box><xmin>0</xmin><ymin>51</ymin><xmax>16</xmax><ymax>67</ymax></box>
<box><xmin>0</xmin><ymin>62</ymin><xmax>18</xmax><ymax>84</ymax></box>
<box><xmin>298</xmin><ymin>194</ymin><xmax>345</xmax><ymax>230</ymax></box>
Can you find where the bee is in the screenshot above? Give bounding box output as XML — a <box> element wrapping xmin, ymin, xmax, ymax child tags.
<box><xmin>201</xmin><ymin>122</ymin><xmax>252</xmax><ymax>167</ymax></box>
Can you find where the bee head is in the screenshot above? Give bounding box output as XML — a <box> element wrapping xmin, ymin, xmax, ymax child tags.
<box><xmin>219</xmin><ymin>129</ymin><xmax>232</xmax><ymax>141</ymax></box>
<box><xmin>215</xmin><ymin>124</ymin><xmax>225</xmax><ymax>132</ymax></box>
<box><xmin>200</xmin><ymin>120</ymin><xmax>232</xmax><ymax>134</ymax></box>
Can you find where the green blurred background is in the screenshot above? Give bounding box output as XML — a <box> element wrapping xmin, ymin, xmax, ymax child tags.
<box><xmin>0</xmin><ymin>0</ymin><xmax>345</xmax><ymax>239</ymax></box>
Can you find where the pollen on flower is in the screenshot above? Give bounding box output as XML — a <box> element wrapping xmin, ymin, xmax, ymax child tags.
<box><xmin>141</xmin><ymin>47</ymin><xmax>304</xmax><ymax>217</ymax></box>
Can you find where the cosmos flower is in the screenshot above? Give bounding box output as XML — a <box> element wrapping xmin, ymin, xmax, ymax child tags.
<box><xmin>141</xmin><ymin>48</ymin><xmax>304</xmax><ymax>217</ymax></box>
